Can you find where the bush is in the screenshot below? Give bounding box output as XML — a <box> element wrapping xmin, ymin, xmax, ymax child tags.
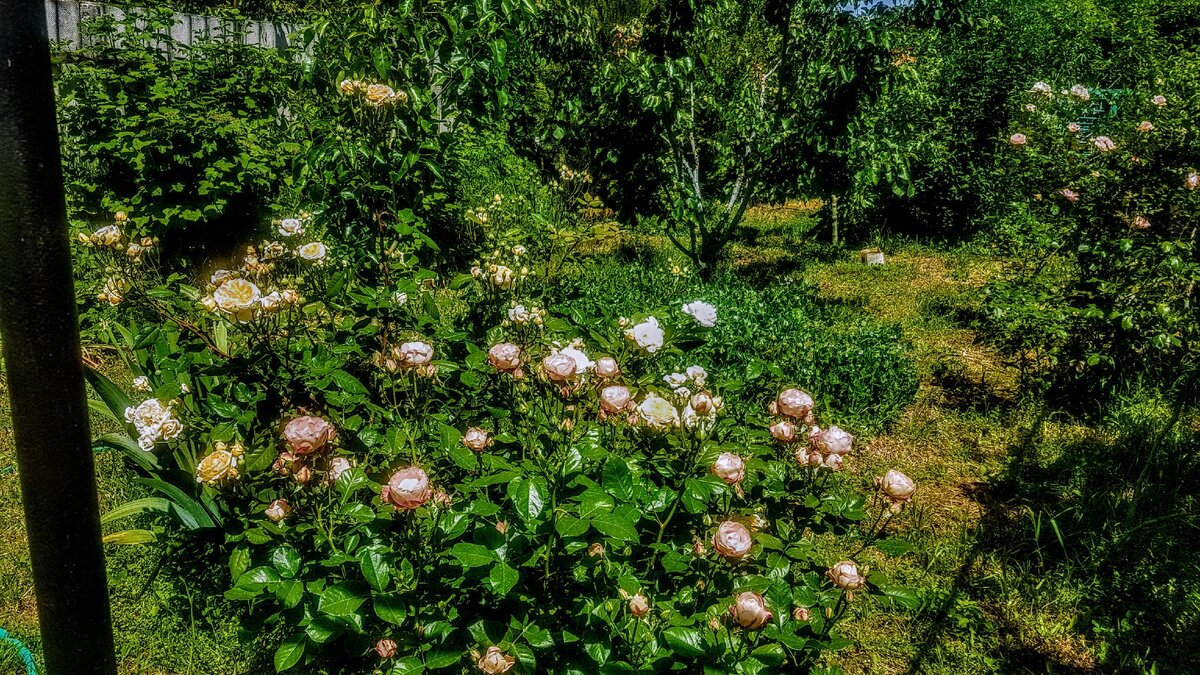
<box><xmin>78</xmin><ymin>201</ymin><xmax>924</xmax><ymax>673</ymax></box>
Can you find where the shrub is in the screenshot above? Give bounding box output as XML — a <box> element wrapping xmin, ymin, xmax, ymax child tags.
<box><xmin>78</xmin><ymin>212</ymin><xmax>923</xmax><ymax>673</ymax></box>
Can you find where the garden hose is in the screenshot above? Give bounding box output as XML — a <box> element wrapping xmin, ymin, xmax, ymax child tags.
<box><xmin>0</xmin><ymin>626</ymin><xmax>37</xmax><ymax>675</ymax></box>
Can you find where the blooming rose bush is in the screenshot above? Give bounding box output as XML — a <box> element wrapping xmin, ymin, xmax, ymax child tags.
<box><xmin>992</xmin><ymin>77</ymin><xmax>1200</xmax><ymax>392</ymax></box>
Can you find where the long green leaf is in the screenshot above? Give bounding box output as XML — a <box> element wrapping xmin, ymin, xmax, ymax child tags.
<box><xmin>94</xmin><ymin>432</ymin><xmax>160</xmax><ymax>472</ymax></box>
<box><xmin>101</xmin><ymin>497</ymin><xmax>171</xmax><ymax>525</ymax></box>
<box><xmin>136</xmin><ymin>478</ymin><xmax>215</xmax><ymax>530</ymax></box>
<box><xmin>102</xmin><ymin>529</ymin><xmax>157</xmax><ymax>545</ymax></box>
<box><xmin>84</xmin><ymin>365</ymin><xmax>132</xmax><ymax>422</ymax></box>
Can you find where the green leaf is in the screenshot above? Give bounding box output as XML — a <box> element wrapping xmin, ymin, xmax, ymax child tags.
<box><xmin>229</xmin><ymin>547</ymin><xmax>250</xmax><ymax>580</ymax></box>
<box><xmin>880</xmin><ymin>585</ymin><xmax>922</xmax><ymax>610</ymax></box>
<box><xmin>751</xmin><ymin>643</ymin><xmax>786</xmax><ymax>666</ymax></box>
<box><xmin>360</xmin><ymin>549</ymin><xmax>391</xmax><ymax>591</ymax></box>
<box><xmin>276</xmin><ymin>580</ymin><xmax>304</xmax><ymax>608</ymax></box>
<box><xmin>330</xmin><ymin>369</ymin><xmax>368</xmax><ymax>395</ymax></box>
<box><xmin>555</xmin><ymin>515</ymin><xmax>589</xmax><ymax>538</ymax></box>
<box><xmin>602</xmin><ymin>457</ymin><xmax>634</xmax><ymax>501</ymax></box>
<box><xmin>274</xmin><ymin>634</ymin><xmax>306</xmax><ymax>672</ymax></box>
<box><xmin>94</xmin><ymin>433</ymin><xmax>160</xmax><ymax>472</ymax></box>
<box><xmin>489</xmin><ymin>562</ymin><xmax>519</xmax><ymax>597</ymax></box>
<box><xmin>84</xmin><ymin>365</ymin><xmax>133</xmax><ymax>422</ymax></box>
<box><xmin>317</xmin><ymin>581</ymin><xmax>367</xmax><ymax>616</ymax></box>
<box><xmin>270</xmin><ymin>546</ymin><xmax>301</xmax><ymax>579</ymax></box>
<box><xmin>102</xmin><ymin>529</ymin><xmax>156</xmax><ymax>545</ymax></box>
<box><xmin>590</xmin><ymin>512</ymin><xmax>638</xmax><ymax>542</ymax></box>
<box><xmin>100</xmin><ymin>497</ymin><xmax>170</xmax><ymax>525</ymax></box>
<box><xmin>136</xmin><ymin>478</ymin><xmax>216</xmax><ymax>529</ymax></box>
<box><xmin>374</xmin><ymin>594</ymin><xmax>407</xmax><ymax>624</ymax></box>
<box><xmin>508</xmin><ymin>478</ymin><xmax>544</xmax><ymax>523</ymax></box>
<box><xmin>875</xmin><ymin>539</ymin><xmax>914</xmax><ymax>557</ymax></box>
<box><xmin>662</xmin><ymin>626</ymin><xmax>707</xmax><ymax>657</ymax></box>
<box><xmin>451</xmin><ymin>542</ymin><xmax>498</xmax><ymax>567</ymax></box>
<box><xmin>387</xmin><ymin>656</ymin><xmax>425</xmax><ymax>674</ymax></box>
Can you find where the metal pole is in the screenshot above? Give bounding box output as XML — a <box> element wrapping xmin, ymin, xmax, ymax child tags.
<box><xmin>0</xmin><ymin>0</ymin><xmax>119</xmax><ymax>672</ymax></box>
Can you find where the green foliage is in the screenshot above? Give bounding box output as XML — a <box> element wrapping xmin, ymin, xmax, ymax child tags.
<box><xmin>546</xmin><ymin>254</ymin><xmax>918</xmax><ymax>432</ymax></box>
<box><xmin>56</xmin><ymin>7</ymin><xmax>299</xmax><ymax>248</ymax></box>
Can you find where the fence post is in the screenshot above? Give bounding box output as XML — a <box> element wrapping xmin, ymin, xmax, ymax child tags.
<box><xmin>0</xmin><ymin>0</ymin><xmax>118</xmax><ymax>673</ymax></box>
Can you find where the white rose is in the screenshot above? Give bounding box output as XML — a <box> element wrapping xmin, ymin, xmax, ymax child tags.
<box><xmin>212</xmin><ymin>278</ymin><xmax>262</xmax><ymax>323</ymax></box>
<box><xmin>259</xmin><ymin>291</ymin><xmax>284</xmax><ymax>313</ymax></box>
<box><xmin>681</xmin><ymin>301</ymin><xmax>717</xmax><ymax>327</ymax></box>
<box><xmin>686</xmin><ymin>365</ymin><xmax>707</xmax><ymax>385</ymax></box>
<box><xmin>559</xmin><ymin>346</ymin><xmax>594</xmax><ymax>376</ymax></box>
<box><xmin>625</xmin><ymin>316</ymin><xmax>665</xmax><ymax>353</ymax></box>
<box><xmin>637</xmin><ymin>394</ymin><xmax>679</xmax><ymax>429</ymax></box>
<box><xmin>278</xmin><ymin>218</ymin><xmax>305</xmax><ymax>237</ymax></box>
<box><xmin>663</xmin><ymin>372</ymin><xmax>688</xmax><ymax>387</ymax></box>
<box><xmin>398</xmin><ymin>341</ymin><xmax>434</xmax><ymax>368</ymax></box>
<box><xmin>132</xmin><ymin>376</ymin><xmax>151</xmax><ymax>392</ymax></box>
<box><xmin>297</xmin><ymin>242</ymin><xmax>328</xmax><ymax>262</ymax></box>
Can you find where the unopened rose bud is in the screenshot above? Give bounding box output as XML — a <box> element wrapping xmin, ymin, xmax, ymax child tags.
<box><xmin>200</xmin><ymin>296</ymin><xmax>219</xmax><ymax>313</ymax></box>
<box><xmin>629</xmin><ymin>593</ymin><xmax>650</xmax><ymax>617</ymax></box>
<box><xmin>375</xmin><ymin>638</ymin><xmax>398</xmax><ymax>659</ymax></box>
<box><xmin>693</xmin><ymin>540</ymin><xmax>707</xmax><ymax>557</ymax></box>
<box><xmin>294</xmin><ymin>465</ymin><xmax>313</xmax><ymax>484</ymax></box>
<box><xmin>771</xmin><ymin>420</ymin><xmax>797</xmax><ymax>443</ymax></box>
<box><xmin>495</xmin><ymin>520</ymin><xmax>508</xmax><ymax>534</ymax></box>
<box><xmin>690</xmin><ymin>392</ymin><xmax>714</xmax><ymax>415</ymax></box>
<box><xmin>114</xmin><ymin>211</ymin><xmax>128</xmax><ymax>222</ymax></box>
<box><xmin>588</xmin><ymin>542</ymin><xmax>605</xmax><ymax>558</ymax></box>
<box><xmin>708</xmin><ymin>617</ymin><xmax>722</xmax><ymax>631</ymax></box>
<box><xmin>793</xmin><ymin>607</ymin><xmax>811</xmax><ymax>622</ymax></box>
<box><xmin>560</xmin><ymin>418</ymin><xmax>575</xmax><ymax>432</ymax></box>
<box><xmin>431</xmin><ymin>489</ymin><xmax>452</xmax><ymax>508</ymax></box>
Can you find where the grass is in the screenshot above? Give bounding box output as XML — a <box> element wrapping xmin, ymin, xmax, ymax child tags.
<box><xmin>2</xmin><ymin>212</ymin><xmax>1196</xmax><ymax>672</ymax></box>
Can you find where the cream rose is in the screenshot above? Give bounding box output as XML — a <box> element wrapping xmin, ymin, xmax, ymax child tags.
<box><xmin>196</xmin><ymin>442</ymin><xmax>243</xmax><ymax>485</ymax></box>
<box><xmin>625</xmin><ymin>316</ymin><xmax>665</xmax><ymax>353</ymax></box>
<box><xmin>827</xmin><ymin>560</ymin><xmax>866</xmax><ymax>591</ymax></box>
<box><xmin>711</xmin><ymin>452</ymin><xmax>745</xmax><ymax>485</ymax></box>
<box><xmin>399</xmin><ymin>341</ymin><xmax>435</xmax><ymax>368</ymax></box>
<box><xmin>770</xmin><ymin>420</ymin><xmax>797</xmax><ymax>443</ymax></box>
<box><xmin>1008</xmin><ymin>133</ymin><xmax>1027</xmax><ymax>146</ymax></box>
<box><xmin>600</xmin><ymin>385</ymin><xmax>632</xmax><ymax>414</ymax></box>
<box><xmin>713</xmin><ymin>520</ymin><xmax>753</xmax><ymax>560</ymax></box>
<box><xmin>1093</xmin><ymin>136</ymin><xmax>1117</xmax><ymax>152</ymax></box>
<box><xmin>381</xmin><ymin>466</ymin><xmax>432</xmax><ymax>510</ymax></box>
<box><xmin>365</xmin><ymin>83</ymin><xmax>398</xmax><ymax>106</ymax></box>
<box><xmin>637</xmin><ymin>394</ymin><xmax>679</xmax><ymax>429</ymax></box>
<box><xmin>775</xmin><ymin>388</ymin><xmax>815</xmax><ymax>420</ymax></box>
<box><xmin>278</xmin><ymin>218</ymin><xmax>305</xmax><ymax>237</ymax></box>
<box><xmin>729</xmin><ymin>591</ymin><xmax>772</xmax><ymax>629</ymax></box>
<box><xmin>1030</xmin><ymin>81</ymin><xmax>1052</xmax><ymax>96</ymax></box>
<box><xmin>690</xmin><ymin>391</ymin><xmax>714</xmax><ymax>415</ymax></box>
<box><xmin>1067</xmin><ymin>122</ymin><xmax>1080</xmax><ymax>133</ymax></box>
<box><xmin>462</xmin><ymin>427</ymin><xmax>493</xmax><ymax>452</ymax></box>
<box><xmin>476</xmin><ymin>646</ymin><xmax>515</xmax><ymax>674</ymax></box>
<box><xmin>629</xmin><ymin>593</ymin><xmax>650</xmax><ymax>617</ymax></box>
<box><xmin>212</xmin><ymin>278</ymin><xmax>262</xmax><ymax>323</ymax></box>
<box><xmin>594</xmin><ymin>356</ymin><xmax>620</xmax><ymax>379</ymax></box>
<box><xmin>283</xmin><ymin>415</ymin><xmax>336</xmax><ymax>455</ymax></box>
<box><xmin>266</xmin><ymin>498</ymin><xmax>291</xmax><ymax>522</ymax></box>
<box><xmin>1138</xmin><ymin>121</ymin><xmax>1154</xmax><ymax>133</ymax></box>
<box><xmin>487</xmin><ymin>343</ymin><xmax>522</xmax><ymax>372</ymax></box>
<box><xmin>810</xmin><ymin>425</ymin><xmax>853</xmax><ymax>456</ymax></box>
<box><xmin>328</xmin><ymin>457</ymin><xmax>352</xmax><ymax>482</ymax></box>
<box><xmin>542</xmin><ymin>353</ymin><xmax>578</xmax><ymax>382</ymax></box>
<box><xmin>878</xmin><ymin>469</ymin><xmax>916</xmax><ymax>502</ymax></box>
<box><xmin>559</xmin><ymin>346</ymin><xmax>594</xmax><ymax>376</ymax></box>
<box><xmin>297</xmin><ymin>241</ymin><xmax>328</xmax><ymax>262</ymax></box>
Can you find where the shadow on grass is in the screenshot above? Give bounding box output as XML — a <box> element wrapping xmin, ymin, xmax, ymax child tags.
<box><xmin>905</xmin><ymin>399</ymin><xmax>1200</xmax><ymax>673</ymax></box>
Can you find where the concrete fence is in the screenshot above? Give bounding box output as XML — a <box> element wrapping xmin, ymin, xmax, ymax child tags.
<box><xmin>45</xmin><ymin>0</ymin><xmax>298</xmax><ymax>52</ymax></box>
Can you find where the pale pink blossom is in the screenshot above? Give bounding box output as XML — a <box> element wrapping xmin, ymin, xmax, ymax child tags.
<box><xmin>713</xmin><ymin>521</ymin><xmax>753</xmax><ymax>560</ymax></box>
<box><xmin>710</xmin><ymin>452</ymin><xmax>745</xmax><ymax>485</ymax></box>
<box><xmin>828</xmin><ymin>560</ymin><xmax>866</xmax><ymax>590</ymax></box>
<box><xmin>283</xmin><ymin>415</ymin><xmax>336</xmax><ymax>455</ymax></box>
<box><xmin>729</xmin><ymin>591</ymin><xmax>772</xmax><ymax>629</ymax></box>
<box><xmin>381</xmin><ymin>467</ymin><xmax>432</xmax><ymax>510</ymax></box>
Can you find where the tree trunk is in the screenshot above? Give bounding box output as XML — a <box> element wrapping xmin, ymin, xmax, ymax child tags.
<box><xmin>831</xmin><ymin>194</ymin><xmax>840</xmax><ymax>246</ymax></box>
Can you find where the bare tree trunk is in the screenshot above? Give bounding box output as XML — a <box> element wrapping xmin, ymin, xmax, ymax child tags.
<box><xmin>831</xmin><ymin>194</ymin><xmax>839</xmax><ymax>246</ymax></box>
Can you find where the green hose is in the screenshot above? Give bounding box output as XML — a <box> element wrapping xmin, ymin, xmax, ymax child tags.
<box><xmin>0</xmin><ymin>626</ymin><xmax>37</xmax><ymax>675</ymax></box>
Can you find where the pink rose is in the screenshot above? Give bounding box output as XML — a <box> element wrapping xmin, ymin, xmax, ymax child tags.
<box><xmin>431</xmin><ymin>489</ymin><xmax>452</xmax><ymax>508</ymax></box>
<box><xmin>1059</xmin><ymin>188</ymin><xmax>1079</xmax><ymax>203</ymax></box>
<box><xmin>1138</xmin><ymin>121</ymin><xmax>1154</xmax><ymax>133</ymax></box>
<box><xmin>487</xmin><ymin>343</ymin><xmax>522</xmax><ymax>372</ymax></box>
<box><xmin>775</xmin><ymin>388</ymin><xmax>815</xmax><ymax>420</ymax></box>
<box><xmin>729</xmin><ymin>591</ymin><xmax>772</xmax><ymax>629</ymax></box>
<box><xmin>823</xmin><ymin>453</ymin><xmax>844</xmax><ymax>471</ymax></box>
<box><xmin>827</xmin><ymin>560</ymin><xmax>866</xmax><ymax>591</ymax></box>
<box><xmin>284</xmin><ymin>415</ymin><xmax>336</xmax><ymax>455</ymax></box>
<box><xmin>1067</xmin><ymin>122</ymin><xmax>1080</xmax><ymax>134</ymax></box>
<box><xmin>1131</xmin><ymin>215</ymin><xmax>1151</xmax><ymax>230</ymax></box>
<box><xmin>462</xmin><ymin>427</ymin><xmax>493</xmax><ymax>452</ymax></box>
<box><xmin>476</xmin><ymin>646</ymin><xmax>516</xmax><ymax>674</ymax></box>
<box><xmin>375</xmin><ymin>638</ymin><xmax>398</xmax><ymax>659</ymax></box>
<box><xmin>600</xmin><ymin>385</ymin><xmax>632</xmax><ymax>413</ymax></box>
<box><xmin>265</xmin><ymin>499</ymin><xmax>291</xmax><ymax>522</ymax></box>
<box><xmin>770</xmin><ymin>420</ymin><xmax>797</xmax><ymax>443</ymax></box>
<box><xmin>1153</xmin><ymin>95</ymin><xmax>1167</xmax><ymax>107</ymax></box>
<box><xmin>594</xmin><ymin>356</ymin><xmax>621</xmax><ymax>379</ymax></box>
<box><xmin>381</xmin><ymin>467</ymin><xmax>432</xmax><ymax>510</ymax></box>
<box><xmin>710</xmin><ymin>452</ymin><xmax>745</xmax><ymax>485</ymax></box>
<box><xmin>542</xmin><ymin>353</ymin><xmax>578</xmax><ymax>382</ymax></box>
<box><xmin>690</xmin><ymin>392</ymin><xmax>714</xmax><ymax>415</ymax></box>
<box><xmin>1187</xmin><ymin>172</ymin><xmax>1200</xmax><ymax>190</ymax></box>
<box><xmin>294</xmin><ymin>465</ymin><xmax>313</xmax><ymax>484</ymax></box>
<box><xmin>629</xmin><ymin>593</ymin><xmax>650</xmax><ymax>617</ymax></box>
<box><xmin>1009</xmin><ymin>133</ymin><xmax>1028</xmax><ymax>146</ymax></box>
<box><xmin>398</xmin><ymin>341</ymin><xmax>434</xmax><ymax>368</ymax></box>
<box><xmin>809</xmin><ymin>425</ymin><xmax>853</xmax><ymax>456</ymax></box>
<box><xmin>328</xmin><ymin>457</ymin><xmax>351</xmax><ymax>482</ymax></box>
<box><xmin>792</xmin><ymin>607</ymin><xmax>811</xmax><ymax>622</ymax></box>
<box><xmin>713</xmin><ymin>520</ymin><xmax>753</xmax><ymax>560</ymax></box>
<box><xmin>1093</xmin><ymin>136</ymin><xmax>1116</xmax><ymax>152</ymax></box>
<box><xmin>877</xmin><ymin>469</ymin><xmax>916</xmax><ymax>502</ymax></box>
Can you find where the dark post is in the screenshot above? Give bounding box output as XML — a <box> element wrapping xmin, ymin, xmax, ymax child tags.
<box><xmin>0</xmin><ymin>1</ymin><xmax>119</xmax><ymax>673</ymax></box>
